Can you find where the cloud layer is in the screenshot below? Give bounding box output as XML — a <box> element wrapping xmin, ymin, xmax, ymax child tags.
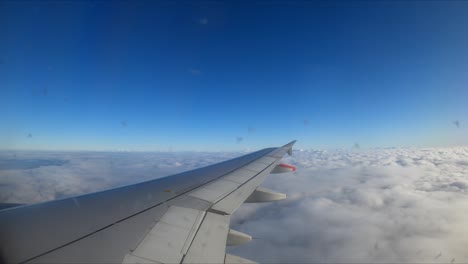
<box><xmin>229</xmin><ymin>147</ymin><xmax>468</xmax><ymax>263</ymax></box>
<box><xmin>0</xmin><ymin>151</ymin><xmax>239</xmax><ymax>203</ymax></box>
<box><xmin>2</xmin><ymin>147</ymin><xmax>468</xmax><ymax>263</ymax></box>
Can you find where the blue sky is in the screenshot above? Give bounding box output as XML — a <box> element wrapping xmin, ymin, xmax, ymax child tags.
<box><xmin>1</xmin><ymin>1</ymin><xmax>467</xmax><ymax>151</ymax></box>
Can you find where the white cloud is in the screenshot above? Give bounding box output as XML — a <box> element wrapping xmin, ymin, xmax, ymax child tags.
<box><xmin>2</xmin><ymin>147</ymin><xmax>468</xmax><ymax>263</ymax></box>
<box><xmin>0</xmin><ymin>151</ymin><xmax>240</xmax><ymax>203</ymax></box>
<box><xmin>228</xmin><ymin>147</ymin><xmax>468</xmax><ymax>263</ymax></box>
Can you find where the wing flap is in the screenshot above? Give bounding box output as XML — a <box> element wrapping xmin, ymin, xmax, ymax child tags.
<box><xmin>122</xmin><ymin>254</ymin><xmax>161</xmax><ymax>264</ymax></box>
<box><xmin>182</xmin><ymin>212</ymin><xmax>230</xmax><ymax>264</ymax></box>
<box><xmin>211</xmin><ymin>162</ymin><xmax>277</xmax><ymax>215</ymax></box>
<box><xmin>225</xmin><ymin>253</ymin><xmax>257</xmax><ymax>264</ymax></box>
<box><xmin>126</xmin><ymin>206</ymin><xmax>205</xmax><ymax>264</ymax></box>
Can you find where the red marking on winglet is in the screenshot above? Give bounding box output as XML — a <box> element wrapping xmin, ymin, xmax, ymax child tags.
<box><xmin>279</xmin><ymin>163</ymin><xmax>296</xmax><ymax>171</ymax></box>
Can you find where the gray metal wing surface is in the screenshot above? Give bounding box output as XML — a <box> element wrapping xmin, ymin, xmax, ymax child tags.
<box><xmin>0</xmin><ymin>141</ymin><xmax>296</xmax><ymax>263</ymax></box>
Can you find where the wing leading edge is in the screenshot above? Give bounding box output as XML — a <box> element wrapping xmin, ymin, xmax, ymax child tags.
<box><xmin>0</xmin><ymin>141</ymin><xmax>296</xmax><ymax>263</ymax></box>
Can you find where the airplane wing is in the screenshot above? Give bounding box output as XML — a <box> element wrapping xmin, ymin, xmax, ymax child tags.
<box><xmin>0</xmin><ymin>141</ymin><xmax>297</xmax><ymax>264</ymax></box>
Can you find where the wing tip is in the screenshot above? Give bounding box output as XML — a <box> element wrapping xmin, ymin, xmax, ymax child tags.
<box><xmin>282</xmin><ymin>140</ymin><xmax>297</xmax><ymax>147</ymax></box>
<box><xmin>283</xmin><ymin>140</ymin><xmax>296</xmax><ymax>155</ymax></box>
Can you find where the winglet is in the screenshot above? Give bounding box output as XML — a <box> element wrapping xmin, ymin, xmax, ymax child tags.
<box><xmin>282</xmin><ymin>140</ymin><xmax>296</xmax><ymax>156</ymax></box>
